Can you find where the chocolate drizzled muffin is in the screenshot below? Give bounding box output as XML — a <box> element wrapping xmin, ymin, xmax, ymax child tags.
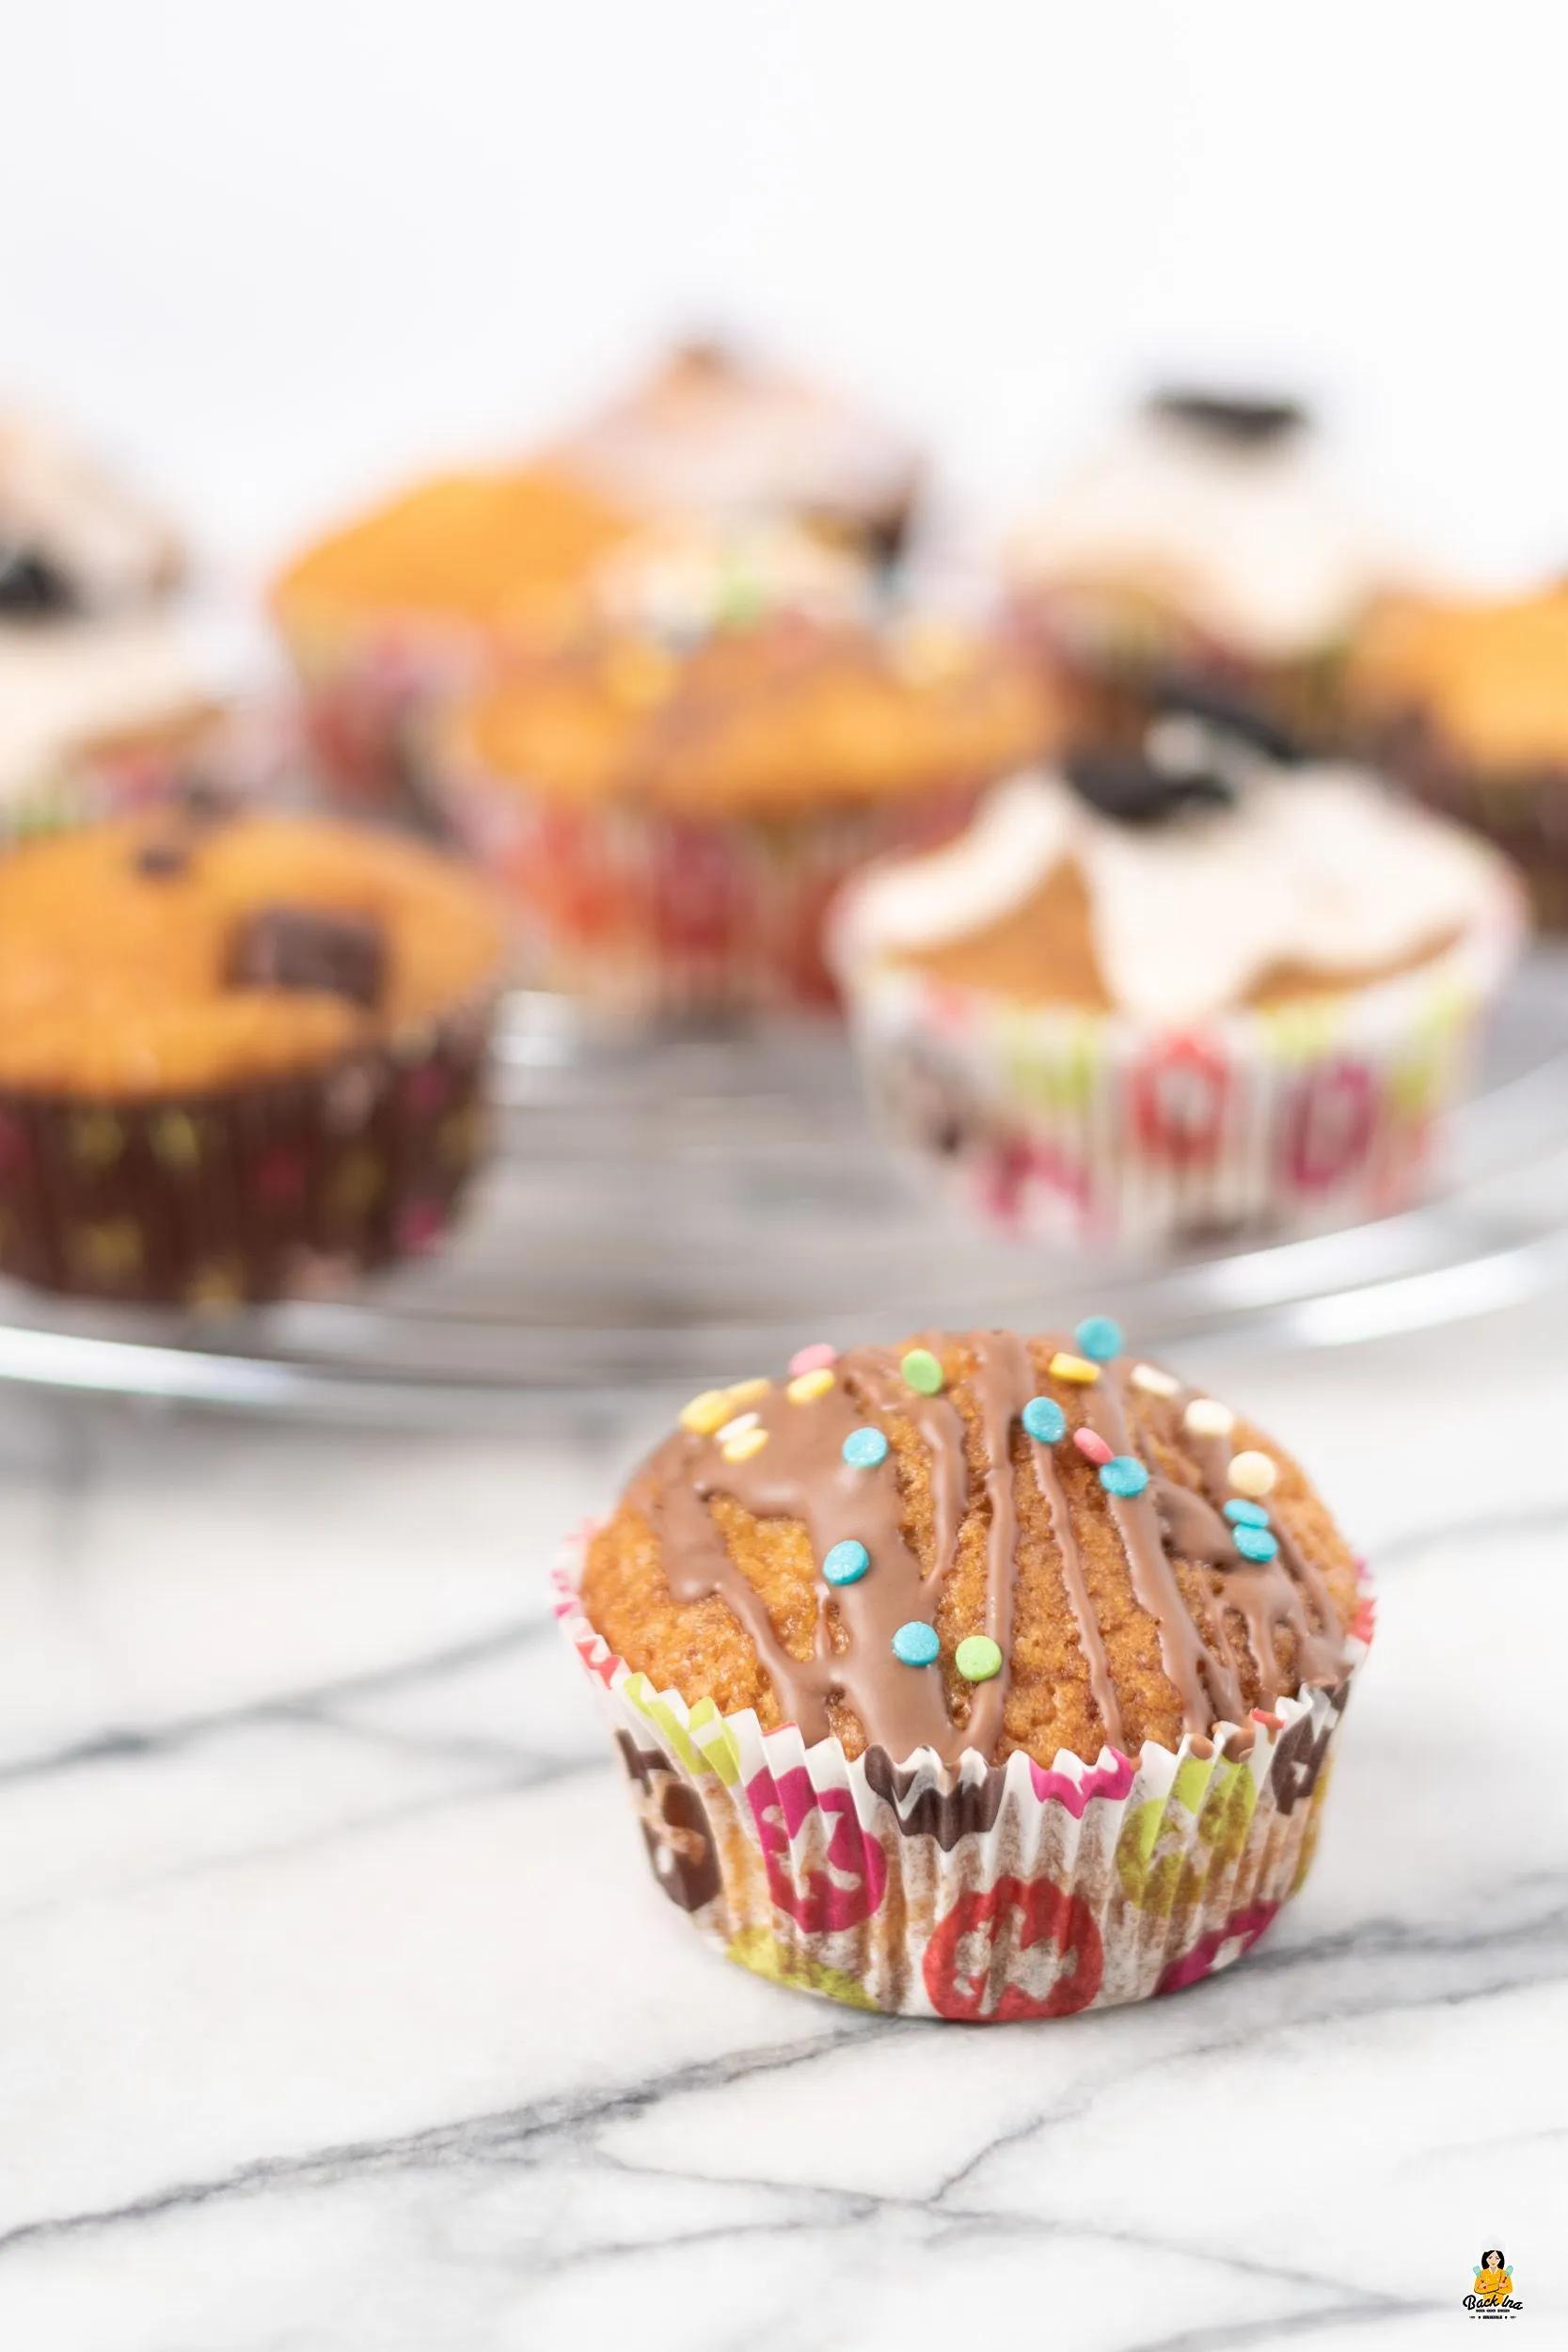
<box><xmin>585</xmin><ymin>1330</ymin><xmax>1355</xmax><ymax>1769</ymax></box>
<box><xmin>0</xmin><ymin>812</ymin><xmax>507</xmax><ymax>1302</ymax></box>
<box><xmin>562</xmin><ymin>1322</ymin><xmax>1372</xmax><ymax>2018</ymax></box>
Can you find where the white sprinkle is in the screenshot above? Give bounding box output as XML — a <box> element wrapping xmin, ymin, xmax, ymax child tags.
<box><xmin>1229</xmin><ymin>1449</ymin><xmax>1278</xmax><ymax>1499</ymax></box>
<box><xmin>1132</xmin><ymin>1363</ymin><xmax>1180</xmax><ymax>1398</ymax></box>
<box><xmin>1184</xmin><ymin>1397</ymin><xmax>1236</xmax><ymax>1439</ymax></box>
<box><xmin>717</xmin><ymin>1410</ymin><xmax>760</xmax><ymax>1446</ymax></box>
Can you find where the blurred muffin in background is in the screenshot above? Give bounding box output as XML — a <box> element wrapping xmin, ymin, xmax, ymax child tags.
<box><xmin>551</xmin><ymin>337</ymin><xmax>924</xmax><ymax>565</ymax></box>
<box><xmin>0</xmin><ymin>811</ymin><xmax>506</xmax><ymax>1303</ymax></box>
<box><xmin>432</xmin><ymin>526</ymin><xmax>1055</xmax><ymax>1016</ymax></box>
<box><xmin>1349</xmin><ymin>580</ymin><xmax>1568</xmax><ymax>928</ymax></box>
<box><xmin>1006</xmin><ymin>389</ymin><xmax>1393</xmax><ymax>741</ymax></box>
<box><xmin>0</xmin><ymin>412</ymin><xmax>233</xmax><ymax>833</ymax></box>
<box><xmin>832</xmin><ymin>702</ymin><xmax>1523</xmax><ymax>1246</ymax></box>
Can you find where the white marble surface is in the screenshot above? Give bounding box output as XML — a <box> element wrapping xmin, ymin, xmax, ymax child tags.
<box><xmin>0</xmin><ymin>1306</ymin><xmax>1565</xmax><ymax>2350</ymax></box>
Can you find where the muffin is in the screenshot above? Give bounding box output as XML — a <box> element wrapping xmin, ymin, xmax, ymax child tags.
<box><xmin>1006</xmin><ymin>389</ymin><xmax>1393</xmax><ymax>740</ymax></box>
<box><xmin>558</xmin><ymin>1323</ymin><xmax>1372</xmax><ymax>2016</ymax></box>
<box><xmin>0</xmin><ymin>411</ymin><xmax>226</xmax><ymax>831</ymax></box>
<box><xmin>0</xmin><ymin>810</ymin><xmax>506</xmax><ymax>1302</ymax></box>
<box><xmin>550</xmin><ymin>337</ymin><xmax>924</xmax><ymax>564</ymax></box>
<box><xmin>271</xmin><ymin>462</ymin><xmax>641</xmax><ymax>813</ymax></box>
<box><xmin>434</xmin><ymin>605</ymin><xmax>1056</xmax><ymax>1014</ymax></box>
<box><xmin>1349</xmin><ymin>580</ymin><xmax>1568</xmax><ymax>928</ymax></box>
<box><xmin>830</xmin><ymin>707</ymin><xmax>1524</xmax><ymax>1244</ymax></box>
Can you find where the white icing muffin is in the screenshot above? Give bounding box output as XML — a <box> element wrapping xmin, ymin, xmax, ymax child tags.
<box><xmin>832</xmin><ymin>716</ymin><xmax>1524</xmax><ymax>1248</ymax></box>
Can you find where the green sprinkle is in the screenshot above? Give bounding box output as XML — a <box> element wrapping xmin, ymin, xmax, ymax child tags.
<box><xmin>955</xmin><ymin>1634</ymin><xmax>1003</xmax><ymax>1683</ymax></box>
<box><xmin>900</xmin><ymin>1347</ymin><xmax>944</xmax><ymax>1395</ymax></box>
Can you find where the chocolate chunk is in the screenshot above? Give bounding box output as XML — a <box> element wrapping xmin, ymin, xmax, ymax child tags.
<box><xmin>229</xmin><ymin>904</ymin><xmax>387</xmax><ymax>1009</ymax></box>
<box><xmin>1064</xmin><ymin>747</ymin><xmax>1236</xmax><ymax>826</ymax></box>
<box><xmin>1150</xmin><ymin>676</ymin><xmax>1306</xmax><ymax>765</ymax></box>
<box><xmin>0</xmin><ymin>540</ymin><xmax>77</xmax><ymax>619</ymax></box>
<box><xmin>1148</xmin><ymin>389</ymin><xmax>1307</xmax><ymax>446</ymax></box>
<box><xmin>135</xmin><ymin>839</ymin><xmax>190</xmax><ymax>880</ymax></box>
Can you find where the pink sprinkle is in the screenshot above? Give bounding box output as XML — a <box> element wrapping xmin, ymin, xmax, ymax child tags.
<box><xmin>788</xmin><ymin>1343</ymin><xmax>838</xmax><ymax>1376</ymax></box>
<box><xmin>1074</xmin><ymin>1427</ymin><xmax>1113</xmax><ymax>1466</ymax></box>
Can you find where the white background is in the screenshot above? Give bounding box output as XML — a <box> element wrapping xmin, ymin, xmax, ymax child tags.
<box><xmin>5</xmin><ymin>0</ymin><xmax>1566</xmax><ymax>588</ymax></box>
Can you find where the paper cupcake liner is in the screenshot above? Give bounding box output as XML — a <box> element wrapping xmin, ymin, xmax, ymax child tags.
<box><xmin>1369</xmin><ymin>710</ymin><xmax>1568</xmax><ymax>932</ymax></box>
<box><xmin>275</xmin><ymin>607</ymin><xmax>493</xmax><ymax>827</ymax></box>
<box><xmin>426</xmin><ymin>748</ymin><xmax>989</xmax><ymax>1016</ymax></box>
<box><xmin>0</xmin><ymin>702</ymin><xmax>300</xmax><ymax>852</ymax></box>
<box><xmin>828</xmin><ymin>875</ymin><xmax>1524</xmax><ymax>1248</ymax></box>
<box><xmin>0</xmin><ymin>993</ymin><xmax>497</xmax><ymax>1305</ymax></box>
<box><xmin>1010</xmin><ymin>587</ymin><xmax>1351</xmax><ymax>748</ymax></box>
<box><xmin>556</xmin><ymin>1533</ymin><xmax>1373</xmax><ymax>2019</ymax></box>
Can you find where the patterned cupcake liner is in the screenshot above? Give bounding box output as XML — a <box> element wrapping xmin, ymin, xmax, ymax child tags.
<box><xmin>275</xmin><ymin>606</ymin><xmax>494</xmax><ymax>827</ymax></box>
<box><xmin>828</xmin><ymin>873</ymin><xmax>1524</xmax><ymax>1248</ymax></box>
<box><xmin>0</xmin><ymin>993</ymin><xmax>497</xmax><ymax>1306</ymax></box>
<box><xmin>0</xmin><ymin>701</ymin><xmax>297</xmax><ymax>851</ymax></box>
<box><xmin>556</xmin><ymin>1533</ymin><xmax>1373</xmax><ymax>2019</ymax></box>
<box><xmin>1368</xmin><ymin>709</ymin><xmax>1568</xmax><ymax>932</ymax></box>
<box><xmin>1010</xmin><ymin>586</ymin><xmax>1352</xmax><ymax>748</ymax></box>
<box><xmin>425</xmin><ymin>745</ymin><xmax>989</xmax><ymax>1016</ymax></box>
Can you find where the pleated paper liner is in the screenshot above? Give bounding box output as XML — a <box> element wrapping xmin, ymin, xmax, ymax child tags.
<box><xmin>0</xmin><ymin>992</ymin><xmax>497</xmax><ymax>1306</ymax></box>
<box><xmin>829</xmin><ymin>872</ymin><xmax>1524</xmax><ymax>1248</ymax></box>
<box><xmin>556</xmin><ymin>1533</ymin><xmax>1374</xmax><ymax>2021</ymax></box>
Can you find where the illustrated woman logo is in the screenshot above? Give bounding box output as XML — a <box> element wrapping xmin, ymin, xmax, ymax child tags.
<box><xmin>1467</xmin><ymin>2249</ymin><xmax>1518</xmax><ymax>2312</ymax></box>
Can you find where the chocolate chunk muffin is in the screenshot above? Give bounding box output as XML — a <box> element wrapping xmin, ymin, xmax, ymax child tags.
<box><xmin>561</xmin><ymin>1324</ymin><xmax>1372</xmax><ymax>2018</ymax></box>
<box><xmin>0</xmin><ymin>812</ymin><xmax>507</xmax><ymax>1301</ymax></box>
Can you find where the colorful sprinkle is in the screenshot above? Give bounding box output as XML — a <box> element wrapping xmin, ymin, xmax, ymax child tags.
<box><xmin>823</xmin><ymin>1539</ymin><xmax>870</xmax><ymax>1586</ymax></box>
<box><xmin>717</xmin><ymin>1409</ymin><xmax>759</xmax><ymax>1445</ymax></box>
<box><xmin>1183</xmin><ymin>1397</ymin><xmax>1235</xmax><ymax>1439</ymax></box>
<box><xmin>721</xmin><ymin>1427</ymin><xmax>768</xmax><ymax>1465</ymax></box>
<box><xmin>1228</xmin><ymin>1450</ymin><xmax>1277</xmax><ymax>1500</ymax></box>
<box><xmin>1073</xmin><ymin>1427</ymin><xmax>1114</xmax><ymax>1467</ymax></box>
<box><xmin>1049</xmin><ymin>1351</ymin><xmax>1100</xmax><ymax>1385</ymax></box>
<box><xmin>1233</xmin><ymin>1524</ymin><xmax>1278</xmax><ymax>1563</ymax></box>
<box><xmin>1022</xmin><ymin>1395</ymin><xmax>1067</xmax><ymax>1444</ymax></box>
<box><xmin>900</xmin><ymin>1347</ymin><xmax>944</xmax><ymax>1395</ymax></box>
<box><xmin>1100</xmin><ymin>1455</ymin><xmax>1149</xmax><ymax>1499</ymax></box>
<box><xmin>842</xmin><ymin>1425</ymin><xmax>890</xmax><ymax>1469</ymax></box>
<box><xmin>892</xmin><ymin>1620</ymin><xmax>940</xmax><ymax>1667</ymax></box>
<box><xmin>1224</xmin><ymin>1499</ymin><xmax>1271</xmax><ymax>1528</ymax></box>
<box><xmin>1131</xmin><ymin>1362</ymin><xmax>1180</xmax><ymax>1398</ymax></box>
<box><xmin>789</xmin><ymin>1343</ymin><xmax>838</xmax><ymax>1376</ymax></box>
<box><xmin>679</xmin><ymin>1390</ymin><xmax>732</xmax><ymax>1436</ymax></box>
<box><xmin>726</xmin><ymin>1378</ymin><xmax>770</xmax><ymax>1407</ymax></box>
<box><xmin>786</xmin><ymin>1367</ymin><xmax>835</xmax><ymax>1406</ymax></box>
<box><xmin>955</xmin><ymin>1634</ymin><xmax>1003</xmax><ymax>1683</ymax></box>
<box><xmin>1074</xmin><ymin>1314</ymin><xmax>1124</xmax><ymax>1363</ymax></box>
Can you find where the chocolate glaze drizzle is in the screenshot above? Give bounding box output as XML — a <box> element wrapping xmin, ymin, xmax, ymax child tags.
<box><xmin>628</xmin><ymin>1334</ymin><xmax>1348</xmax><ymax>1767</ymax></box>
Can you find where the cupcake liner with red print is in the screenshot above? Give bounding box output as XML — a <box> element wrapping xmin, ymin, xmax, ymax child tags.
<box><xmin>829</xmin><ymin>871</ymin><xmax>1523</xmax><ymax>1248</ymax></box>
<box><xmin>426</xmin><ymin>746</ymin><xmax>989</xmax><ymax>1016</ymax></box>
<box><xmin>276</xmin><ymin>608</ymin><xmax>496</xmax><ymax>825</ymax></box>
<box><xmin>0</xmin><ymin>993</ymin><xmax>496</xmax><ymax>1306</ymax></box>
<box><xmin>557</xmin><ymin>1532</ymin><xmax>1374</xmax><ymax>2020</ymax></box>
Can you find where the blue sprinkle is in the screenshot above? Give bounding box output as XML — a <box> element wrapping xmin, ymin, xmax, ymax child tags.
<box><xmin>1099</xmin><ymin>1455</ymin><xmax>1149</xmax><ymax>1499</ymax></box>
<box><xmin>823</xmin><ymin>1539</ymin><xmax>870</xmax><ymax>1586</ymax></box>
<box><xmin>842</xmin><ymin>1426</ymin><xmax>889</xmax><ymax>1470</ymax></box>
<box><xmin>892</xmin><ymin>1619</ymin><xmax>940</xmax><ymax>1667</ymax></box>
<box><xmin>1233</xmin><ymin>1525</ymin><xmax>1278</xmax><ymax>1564</ymax></box>
<box><xmin>1074</xmin><ymin>1314</ymin><xmax>1125</xmax><ymax>1363</ymax></box>
<box><xmin>1225</xmin><ymin>1499</ymin><xmax>1270</xmax><ymax>1529</ymax></box>
<box><xmin>1022</xmin><ymin>1395</ymin><xmax>1067</xmax><ymax>1444</ymax></box>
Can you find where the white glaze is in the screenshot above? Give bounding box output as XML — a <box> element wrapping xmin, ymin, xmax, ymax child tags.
<box><xmin>1008</xmin><ymin>404</ymin><xmax>1390</xmax><ymax>656</ymax></box>
<box><xmin>0</xmin><ymin>612</ymin><xmax>208</xmax><ymax>798</ymax></box>
<box><xmin>838</xmin><ymin>758</ymin><xmax>1519</xmax><ymax>1023</ymax></box>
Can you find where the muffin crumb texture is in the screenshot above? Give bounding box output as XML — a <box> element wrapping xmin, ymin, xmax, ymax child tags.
<box><xmin>582</xmin><ymin>1329</ymin><xmax>1358</xmax><ymax>1769</ymax></box>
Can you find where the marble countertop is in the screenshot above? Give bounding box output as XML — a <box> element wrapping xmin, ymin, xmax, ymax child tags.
<box><xmin>0</xmin><ymin>1303</ymin><xmax>1564</xmax><ymax>2350</ymax></box>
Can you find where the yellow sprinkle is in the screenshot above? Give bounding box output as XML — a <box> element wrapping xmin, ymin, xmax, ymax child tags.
<box><xmin>1228</xmin><ymin>1449</ymin><xmax>1277</xmax><ymax>1500</ymax></box>
<box><xmin>786</xmin><ymin>1368</ymin><xmax>835</xmax><ymax>1405</ymax></box>
<box><xmin>1184</xmin><ymin>1398</ymin><xmax>1236</xmax><ymax>1439</ymax></box>
<box><xmin>721</xmin><ymin>1427</ymin><xmax>769</xmax><ymax>1464</ymax></box>
<box><xmin>1049</xmin><ymin>1352</ymin><xmax>1101</xmax><ymax>1385</ymax></box>
<box><xmin>679</xmin><ymin>1390</ymin><xmax>732</xmax><ymax>1436</ymax></box>
<box><xmin>725</xmin><ymin>1378</ymin><xmax>770</xmax><ymax>1407</ymax></box>
<box><xmin>1132</xmin><ymin>1363</ymin><xmax>1180</xmax><ymax>1399</ymax></box>
<box><xmin>717</xmin><ymin>1410</ymin><xmax>760</xmax><ymax>1445</ymax></box>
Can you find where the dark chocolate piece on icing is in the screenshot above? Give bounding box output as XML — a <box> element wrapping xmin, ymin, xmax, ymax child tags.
<box><xmin>0</xmin><ymin>540</ymin><xmax>77</xmax><ymax>619</ymax></box>
<box><xmin>228</xmin><ymin>904</ymin><xmax>387</xmax><ymax>1009</ymax></box>
<box><xmin>1148</xmin><ymin>389</ymin><xmax>1307</xmax><ymax>446</ymax></box>
<box><xmin>1149</xmin><ymin>676</ymin><xmax>1307</xmax><ymax>767</ymax></box>
<box><xmin>1064</xmin><ymin>749</ymin><xmax>1236</xmax><ymax>827</ymax></box>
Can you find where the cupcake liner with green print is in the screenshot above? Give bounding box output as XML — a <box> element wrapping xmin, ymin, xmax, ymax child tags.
<box><xmin>558</xmin><ymin>1534</ymin><xmax>1373</xmax><ymax>2020</ymax></box>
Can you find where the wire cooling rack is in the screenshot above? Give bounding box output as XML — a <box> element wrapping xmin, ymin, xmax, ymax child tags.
<box><xmin>1</xmin><ymin>954</ymin><xmax>1566</xmax><ymax>1426</ymax></box>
